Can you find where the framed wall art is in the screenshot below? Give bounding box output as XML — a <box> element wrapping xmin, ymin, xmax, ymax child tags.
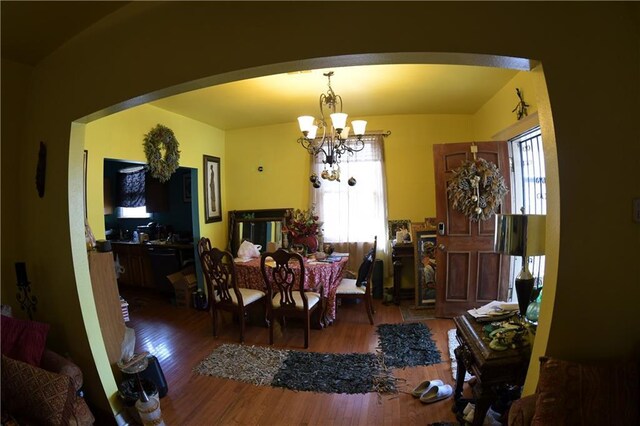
<box><xmin>203</xmin><ymin>155</ymin><xmax>221</xmax><ymax>223</ymax></box>
<box><xmin>412</xmin><ymin>220</ymin><xmax>438</xmax><ymax>307</ymax></box>
<box><xmin>388</xmin><ymin>219</ymin><xmax>411</xmax><ymax>242</ymax></box>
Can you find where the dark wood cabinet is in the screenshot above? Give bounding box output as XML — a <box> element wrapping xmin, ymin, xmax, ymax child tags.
<box><xmin>453</xmin><ymin>314</ymin><xmax>531</xmax><ymax>425</ymax></box>
<box><xmin>392</xmin><ymin>242</ymin><xmax>415</xmax><ymax>305</ymax></box>
<box><xmin>112</xmin><ymin>242</ymin><xmax>193</xmax><ymax>291</ymax></box>
<box><xmin>145</xmin><ymin>176</ymin><xmax>169</xmax><ymax>213</ymax></box>
<box><xmin>112</xmin><ymin>243</ymin><xmax>152</xmax><ymax>288</ymax></box>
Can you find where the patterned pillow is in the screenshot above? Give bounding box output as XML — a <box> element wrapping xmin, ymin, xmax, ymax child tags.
<box><xmin>532</xmin><ymin>356</ymin><xmax>639</xmax><ymax>426</ymax></box>
<box><xmin>1</xmin><ymin>355</ymin><xmax>75</xmax><ymax>426</ymax></box>
<box><xmin>1</xmin><ymin>314</ymin><xmax>50</xmax><ymax>366</ymax></box>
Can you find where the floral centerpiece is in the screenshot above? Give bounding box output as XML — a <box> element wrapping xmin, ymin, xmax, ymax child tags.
<box><xmin>285</xmin><ymin>206</ymin><xmax>322</xmax><ymax>253</ymax></box>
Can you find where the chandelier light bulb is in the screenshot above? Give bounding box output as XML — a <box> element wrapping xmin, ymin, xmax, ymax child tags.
<box><xmin>330</xmin><ymin>112</ymin><xmax>348</xmax><ymax>131</ymax></box>
<box><xmin>351</xmin><ymin>120</ymin><xmax>367</xmax><ymax>136</ymax></box>
<box><xmin>297</xmin><ymin>115</ymin><xmax>315</xmax><ymax>133</ymax></box>
<box><xmin>307</xmin><ymin>125</ymin><xmax>318</xmax><ymax>140</ymax></box>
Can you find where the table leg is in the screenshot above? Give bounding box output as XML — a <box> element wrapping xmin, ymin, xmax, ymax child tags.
<box><xmin>392</xmin><ymin>260</ymin><xmax>402</xmax><ymax>305</ymax></box>
<box><xmin>453</xmin><ymin>346</ymin><xmax>467</xmax><ymax>401</ymax></box>
<box><xmin>310</xmin><ymin>291</ymin><xmax>327</xmax><ymax>329</ymax></box>
<box><xmin>470</xmin><ymin>388</ymin><xmax>492</xmax><ymax>426</ymax></box>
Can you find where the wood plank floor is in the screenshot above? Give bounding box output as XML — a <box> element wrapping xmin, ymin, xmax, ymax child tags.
<box><xmin>119</xmin><ymin>289</ymin><xmax>469</xmax><ymax>425</ymax></box>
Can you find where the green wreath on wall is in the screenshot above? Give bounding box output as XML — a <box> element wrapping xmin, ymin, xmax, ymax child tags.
<box><xmin>447</xmin><ymin>158</ymin><xmax>508</xmax><ymax>221</ymax></box>
<box><xmin>143</xmin><ymin>124</ymin><xmax>180</xmax><ymax>182</ymax></box>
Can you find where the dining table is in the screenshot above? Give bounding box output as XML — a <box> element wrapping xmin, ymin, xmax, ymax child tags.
<box><xmin>234</xmin><ymin>255</ymin><xmax>349</xmax><ymax>328</ymax></box>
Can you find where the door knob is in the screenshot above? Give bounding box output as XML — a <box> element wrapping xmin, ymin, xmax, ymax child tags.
<box><xmin>438</xmin><ymin>244</ymin><xmax>446</xmax><ymax>251</ymax></box>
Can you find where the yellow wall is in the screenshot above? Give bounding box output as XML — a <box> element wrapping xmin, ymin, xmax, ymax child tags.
<box><xmin>473</xmin><ymin>71</ymin><xmax>539</xmax><ymax>140</ymax></box>
<box><xmin>84</xmin><ymin>105</ymin><xmax>227</xmax><ymax>250</ymax></box>
<box><xmin>0</xmin><ymin>60</ymin><xmax>31</xmax><ymax>305</ymax></box>
<box><xmin>2</xmin><ymin>1</ymin><xmax>638</xmax><ymax>417</ymax></box>
<box><xmin>226</xmin><ymin>114</ymin><xmax>475</xmax><ymax>224</ymax></box>
<box><xmin>226</xmin><ymin>122</ymin><xmax>311</xmax><ymax>211</ymax></box>
<box><xmin>369</xmin><ymin>114</ymin><xmax>474</xmax><ymax>223</ymax></box>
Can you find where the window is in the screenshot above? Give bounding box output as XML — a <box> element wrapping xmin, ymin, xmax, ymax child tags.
<box><xmin>116</xmin><ymin>166</ymin><xmax>151</xmax><ymax>218</ymax></box>
<box><xmin>117</xmin><ymin>206</ymin><xmax>151</xmax><ymax>219</ymax></box>
<box><xmin>311</xmin><ymin>134</ymin><xmax>388</xmax><ymax>245</ymax></box>
<box><xmin>508</xmin><ymin>126</ymin><xmax>546</xmax><ymax>294</ymax></box>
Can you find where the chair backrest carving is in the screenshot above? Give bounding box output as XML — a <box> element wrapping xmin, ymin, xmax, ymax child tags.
<box><xmin>260</xmin><ymin>249</ymin><xmax>308</xmax><ymax>310</ymax></box>
<box><xmin>201</xmin><ymin>248</ymin><xmax>242</xmax><ymax>306</ymax></box>
<box><xmin>197</xmin><ymin>237</ymin><xmax>212</xmax><ymax>257</ymax></box>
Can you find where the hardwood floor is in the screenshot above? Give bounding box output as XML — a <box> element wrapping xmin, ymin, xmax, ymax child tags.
<box><xmin>119</xmin><ymin>289</ymin><xmax>468</xmax><ymax>425</ymax></box>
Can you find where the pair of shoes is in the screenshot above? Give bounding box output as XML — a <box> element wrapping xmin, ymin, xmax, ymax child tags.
<box><xmin>411</xmin><ymin>379</ymin><xmax>444</xmax><ymax>398</ymax></box>
<box><xmin>419</xmin><ymin>384</ymin><xmax>453</xmax><ymax>404</ymax></box>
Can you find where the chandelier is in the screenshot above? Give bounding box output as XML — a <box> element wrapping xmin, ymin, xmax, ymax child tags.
<box><xmin>297</xmin><ymin>71</ymin><xmax>367</xmax><ymax>188</ymax></box>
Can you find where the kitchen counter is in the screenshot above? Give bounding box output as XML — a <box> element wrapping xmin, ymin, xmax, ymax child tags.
<box><xmin>110</xmin><ymin>240</ymin><xmax>195</xmax><ymax>250</ymax></box>
<box><xmin>111</xmin><ymin>241</ymin><xmax>195</xmax><ymax>290</ymax></box>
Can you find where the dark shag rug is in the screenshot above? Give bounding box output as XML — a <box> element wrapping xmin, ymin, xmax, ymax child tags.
<box><xmin>193</xmin><ymin>323</ymin><xmax>442</xmax><ymax>394</ymax></box>
<box><xmin>377</xmin><ymin>322</ymin><xmax>442</xmax><ymax>368</ymax></box>
<box><xmin>193</xmin><ymin>344</ymin><xmax>395</xmax><ymax>395</ymax></box>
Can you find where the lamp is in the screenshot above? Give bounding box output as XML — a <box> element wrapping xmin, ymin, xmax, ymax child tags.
<box><xmin>494</xmin><ymin>214</ymin><xmax>546</xmax><ymax>317</ymax></box>
<box><xmin>297</xmin><ymin>71</ymin><xmax>367</xmax><ymax>187</ymax></box>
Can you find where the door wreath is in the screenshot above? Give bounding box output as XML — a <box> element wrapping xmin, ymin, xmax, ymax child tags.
<box><xmin>143</xmin><ymin>124</ymin><xmax>180</xmax><ymax>182</ymax></box>
<box><xmin>447</xmin><ymin>158</ymin><xmax>508</xmax><ymax>221</ymax></box>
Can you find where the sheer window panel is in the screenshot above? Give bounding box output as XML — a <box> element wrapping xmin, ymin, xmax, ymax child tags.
<box><xmin>311</xmin><ymin>134</ymin><xmax>389</xmax><ymax>273</ymax></box>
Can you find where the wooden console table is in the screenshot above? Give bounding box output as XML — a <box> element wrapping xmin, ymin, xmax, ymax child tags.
<box><xmin>391</xmin><ymin>242</ymin><xmax>414</xmax><ymax>305</ymax></box>
<box><xmin>453</xmin><ymin>314</ymin><xmax>531</xmax><ymax>425</ymax></box>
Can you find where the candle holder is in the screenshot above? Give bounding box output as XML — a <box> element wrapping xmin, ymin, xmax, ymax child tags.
<box><xmin>15</xmin><ymin>262</ymin><xmax>37</xmax><ymax>320</ymax></box>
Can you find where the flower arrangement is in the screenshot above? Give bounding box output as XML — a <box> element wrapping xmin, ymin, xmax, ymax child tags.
<box><xmin>285</xmin><ymin>206</ymin><xmax>322</xmax><ymax>237</ymax></box>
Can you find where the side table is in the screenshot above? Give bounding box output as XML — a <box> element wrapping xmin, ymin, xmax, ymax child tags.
<box><xmin>391</xmin><ymin>242</ymin><xmax>414</xmax><ymax>305</ymax></box>
<box><xmin>453</xmin><ymin>314</ymin><xmax>531</xmax><ymax>425</ymax></box>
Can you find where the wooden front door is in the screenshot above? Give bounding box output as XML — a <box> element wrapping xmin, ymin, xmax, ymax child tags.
<box><xmin>433</xmin><ymin>141</ymin><xmax>512</xmax><ymax>318</ymax></box>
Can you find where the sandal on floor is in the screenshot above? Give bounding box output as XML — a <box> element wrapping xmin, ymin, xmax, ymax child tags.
<box><xmin>411</xmin><ymin>379</ymin><xmax>444</xmax><ymax>398</ymax></box>
<box><xmin>419</xmin><ymin>384</ymin><xmax>453</xmax><ymax>404</ymax></box>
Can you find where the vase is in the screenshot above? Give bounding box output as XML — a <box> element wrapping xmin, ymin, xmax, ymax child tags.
<box><xmin>292</xmin><ymin>235</ymin><xmax>318</xmax><ymax>253</ymax></box>
<box><xmin>525</xmin><ymin>288</ymin><xmax>543</xmax><ymax>324</ymax></box>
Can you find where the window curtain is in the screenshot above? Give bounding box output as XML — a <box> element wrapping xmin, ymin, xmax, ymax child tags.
<box><xmin>116</xmin><ymin>167</ymin><xmax>146</xmax><ymax>207</ymax></box>
<box><xmin>311</xmin><ymin>134</ymin><xmax>389</xmax><ymax>274</ymax></box>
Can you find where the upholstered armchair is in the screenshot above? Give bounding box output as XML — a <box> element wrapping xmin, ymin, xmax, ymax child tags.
<box><xmin>508</xmin><ymin>356</ymin><xmax>639</xmax><ymax>425</ymax></box>
<box><xmin>1</xmin><ymin>314</ymin><xmax>95</xmax><ymax>425</ymax></box>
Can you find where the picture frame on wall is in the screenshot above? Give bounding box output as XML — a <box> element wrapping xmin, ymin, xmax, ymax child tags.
<box><xmin>388</xmin><ymin>219</ymin><xmax>412</xmax><ymax>242</ymax></box>
<box><xmin>203</xmin><ymin>155</ymin><xmax>221</xmax><ymax>223</ymax></box>
<box><xmin>412</xmin><ymin>220</ymin><xmax>438</xmax><ymax>308</ymax></box>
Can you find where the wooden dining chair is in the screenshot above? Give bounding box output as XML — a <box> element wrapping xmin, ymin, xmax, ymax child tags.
<box><xmin>335</xmin><ymin>236</ymin><xmax>378</xmax><ymax>324</ymax></box>
<box><xmin>200</xmin><ymin>247</ymin><xmax>266</xmax><ymax>343</ymax></box>
<box><xmin>260</xmin><ymin>249</ymin><xmax>321</xmax><ymax>349</ymax></box>
<box><xmin>197</xmin><ymin>237</ymin><xmax>212</xmax><ymax>257</ymax></box>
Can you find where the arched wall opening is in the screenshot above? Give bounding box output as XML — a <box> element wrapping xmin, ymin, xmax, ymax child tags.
<box><xmin>70</xmin><ymin>52</ymin><xmax>559</xmax><ymax>412</ymax></box>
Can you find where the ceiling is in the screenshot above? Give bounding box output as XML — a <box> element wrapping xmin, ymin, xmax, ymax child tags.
<box><xmin>1</xmin><ymin>1</ymin><xmax>131</xmax><ymax>67</ymax></box>
<box><xmin>150</xmin><ymin>65</ymin><xmax>519</xmax><ymax>131</ymax></box>
<box><xmin>1</xmin><ymin>2</ymin><xmax>521</xmax><ymax>130</ymax></box>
